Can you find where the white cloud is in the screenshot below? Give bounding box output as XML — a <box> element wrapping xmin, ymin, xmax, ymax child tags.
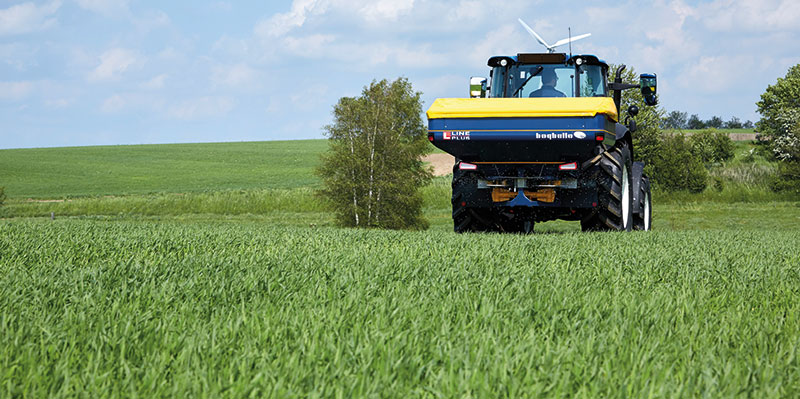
<box><xmin>75</xmin><ymin>0</ymin><xmax>129</xmax><ymax>17</ymax></box>
<box><xmin>0</xmin><ymin>81</ymin><xmax>34</xmax><ymax>100</ymax></box>
<box><xmin>140</xmin><ymin>74</ymin><xmax>167</xmax><ymax>90</ymax></box>
<box><xmin>88</xmin><ymin>48</ymin><xmax>142</xmax><ymax>82</ymax></box>
<box><xmin>0</xmin><ymin>1</ymin><xmax>61</xmax><ymax>36</ymax></box>
<box><xmin>698</xmin><ymin>0</ymin><xmax>800</xmax><ymax>33</ymax></box>
<box><xmin>254</xmin><ymin>0</ymin><xmax>323</xmax><ymax>38</ymax></box>
<box><xmin>358</xmin><ymin>0</ymin><xmax>414</xmax><ymax>23</ymax></box>
<box><xmin>168</xmin><ymin>97</ymin><xmax>235</xmax><ymax>120</ymax></box>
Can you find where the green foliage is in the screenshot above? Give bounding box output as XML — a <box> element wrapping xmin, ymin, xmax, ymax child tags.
<box><xmin>2</xmin><ymin>220</ymin><xmax>800</xmax><ymax>397</ymax></box>
<box><xmin>0</xmin><ymin>187</ymin><xmax>5</xmax><ymax>206</ymax></box>
<box><xmin>609</xmin><ymin>64</ymin><xmax>707</xmax><ymax>192</ymax></box>
<box><xmin>770</xmin><ymin>161</ymin><xmax>800</xmax><ymax>194</ymax></box>
<box><xmin>317</xmin><ymin>78</ymin><xmax>432</xmax><ymax>230</ymax></box>
<box><xmin>663</xmin><ymin>110</ymin><xmax>688</xmax><ymax>129</ymax></box>
<box><xmin>688</xmin><ymin>128</ymin><xmax>735</xmax><ymax>164</ymax></box>
<box><xmin>653</xmin><ymin>134</ymin><xmax>708</xmax><ymax>193</ymax></box>
<box><xmin>688</xmin><ymin>114</ymin><xmax>705</xmax><ymax>129</ymax></box>
<box><xmin>756</xmin><ymin>64</ymin><xmax>800</xmax><ymax>161</ymax></box>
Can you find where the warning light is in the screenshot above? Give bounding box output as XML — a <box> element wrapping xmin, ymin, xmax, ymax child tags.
<box><xmin>592</xmin><ymin>202</ymin><xmax>597</xmax><ymax>207</ymax></box>
<box><xmin>595</xmin><ymin>133</ymin><xmax>604</xmax><ymax>141</ymax></box>
<box><xmin>459</xmin><ymin>162</ymin><xmax>477</xmax><ymax>171</ymax></box>
<box><xmin>428</xmin><ymin>135</ymin><xmax>434</xmax><ymax>142</ymax></box>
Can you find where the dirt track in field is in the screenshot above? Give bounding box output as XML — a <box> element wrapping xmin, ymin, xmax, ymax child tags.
<box><xmin>422</xmin><ymin>153</ymin><xmax>455</xmax><ymax>177</ymax></box>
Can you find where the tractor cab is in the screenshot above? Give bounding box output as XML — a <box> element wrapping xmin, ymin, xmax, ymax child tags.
<box><xmin>472</xmin><ymin>53</ymin><xmax>608</xmax><ymax>99</ymax></box>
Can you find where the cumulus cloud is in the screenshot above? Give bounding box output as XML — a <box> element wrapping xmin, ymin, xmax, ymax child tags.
<box><xmin>254</xmin><ymin>0</ymin><xmax>323</xmax><ymax>38</ymax></box>
<box><xmin>168</xmin><ymin>97</ymin><xmax>235</xmax><ymax>120</ymax></box>
<box><xmin>88</xmin><ymin>48</ymin><xmax>143</xmax><ymax>82</ymax></box>
<box><xmin>0</xmin><ymin>1</ymin><xmax>61</xmax><ymax>36</ymax></box>
<box><xmin>357</xmin><ymin>0</ymin><xmax>414</xmax><ymax>23</ymax></box>
<box><xmin>698</xmin><ymin>0</ymin><xmax>800</xmax><ymax>33</ymax></box>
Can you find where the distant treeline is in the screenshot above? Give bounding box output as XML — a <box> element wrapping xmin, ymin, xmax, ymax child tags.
<box><xmin>662</xmin><ymin>111</ymin><xmax>754</xmax><ymax>130</ymax></box>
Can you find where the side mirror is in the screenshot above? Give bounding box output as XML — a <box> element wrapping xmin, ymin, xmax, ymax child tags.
<box><xmin>470</xmin><ymin>77</ymin><xmax>487</xmax><ymax>98</ymax></box>
<box><xmin>640</xmin><ymin>73</ymin><xmax>657</xmax><ymax>106</ymax></box>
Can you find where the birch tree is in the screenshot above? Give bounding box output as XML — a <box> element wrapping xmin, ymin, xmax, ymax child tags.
<box><xmin>317</xmin><ymin>78</ymin><xmax>432</xmax><ymax>229</ymax></box>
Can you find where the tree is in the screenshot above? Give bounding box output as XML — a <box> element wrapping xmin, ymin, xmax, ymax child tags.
<box><xmin>743</xmin><ymin>120</ymin><xmax>754</xmax><ymax>129</ymax></box>
<box><xmin>687</xmin><ymin>114</ymin><xmax>705</xmax><ymax>129</ymax></box>
<box><xmin>706</xmin><ymin>116</ymin><xmax>724</xmax><ymax>128</ymax></box>
<box><xmin>317</xmin><ymin>78</ymin><xmax>432</xmax><ymax>230</ymax></box>
<box><xmin>756</xmin><ymin>64</ymin><xmax>800</xmax><ymax>162</ymax></box>
<box><xmin>756</xmin><ymin>64</ymin><xmax>800</xmax><ymax>138</ymax></box>
<box><xmin>723</xmin><ymin>116</ymin><xmax>742</xmax><ymax>129</ymax></box>
<box><xmin>663</xmin><ymin>110</ymin><xmax>688</xmax><ymax>130</ymax></box>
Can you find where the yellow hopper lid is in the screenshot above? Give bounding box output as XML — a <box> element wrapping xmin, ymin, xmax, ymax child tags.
<box><xmin>426</xmin><ymin>97</ymin><xmax>618</xmax><ymax>122</ymax></box>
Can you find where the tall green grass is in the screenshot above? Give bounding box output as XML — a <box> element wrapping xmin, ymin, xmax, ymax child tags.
<box><xmin>1</xmin><ymin>220</ymin><xmax>799</xmax><ymax>397</ymax></box>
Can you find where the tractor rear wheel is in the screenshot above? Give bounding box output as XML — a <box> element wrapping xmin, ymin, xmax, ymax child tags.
<box><xmin>581</xmin><ymin>143</ymin><xmax>633</xmax><ymax>232</ymax></box>
<box><xmin>634</xmin><ymin>176</ymin><xmax>652</xmax><ymax>231</ymax></box>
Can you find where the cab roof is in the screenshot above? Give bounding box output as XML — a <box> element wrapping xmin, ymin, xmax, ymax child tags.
<box><xmin>488</xmin><ymin>53</ymin><xmax>608</xmax><ymax>68</ymax></box>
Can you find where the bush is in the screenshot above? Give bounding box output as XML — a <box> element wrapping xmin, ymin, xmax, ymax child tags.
<box><xmin>688</xmin><ymin>129</ymin><xmax>735</xmax><ymax>164</ymax></box>
<box><xmin>770</xmin><ymin>161</ymin><xmax>800</xmax><ymax>194</ymax></box>
<box><xmin>0</xmin><ymin>187</ymin><xmax>5</xmax><ymax>206</ymax></box>
<box><xmin>651</xmin><ymin>134</ymin><xmax>708</xmax><ymax>193</ymax></box>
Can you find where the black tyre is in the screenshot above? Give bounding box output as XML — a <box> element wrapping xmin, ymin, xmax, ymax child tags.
<box><xmin>581</xmin><ymin>143</ymin><xmax>634</xmax><ymax>232</ymax></box>
<box><xmin>634</xmin><ymin>177</ymin><xmax>652</xmax><ymax>231</ymax></box>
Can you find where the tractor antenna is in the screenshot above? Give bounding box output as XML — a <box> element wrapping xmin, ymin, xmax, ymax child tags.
<box><xmin>569</xmin><ymin>27</ymin><xmax>572</xmax><ymax>58</ymax></box>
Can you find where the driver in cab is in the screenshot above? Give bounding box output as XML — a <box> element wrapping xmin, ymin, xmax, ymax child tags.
<box><xmin>529</xmin><ymin>69</ymin><xmax>566</xmax><ymax>98</ymax></box>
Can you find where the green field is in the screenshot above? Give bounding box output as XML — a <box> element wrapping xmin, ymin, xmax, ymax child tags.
<box><xmin>2</xmin><ymin>139</ymin><xmax>799</xmax><ymax>397</ymax></box>
<box><xmin>0</xmin><ymin>140</ymin><xmax>328</xmax><ymax>198</ymax></box>
<box><xmin>3</xmin><ymin>220</ymin><xmax>800</xmax><ymax>397</ymax></box>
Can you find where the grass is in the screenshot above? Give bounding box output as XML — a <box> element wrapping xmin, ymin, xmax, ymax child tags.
<box><xmin>2</xmin><ymin>138</ymin><xmax>799</xmax><ymax>396</ymax></box>
<box><xmin>0</xmin><ymin>140</ymin><xmax>328</xmax><ymax>199</ymax></box>
<box><xmin>2</xmin><ymin>219</ymin><xmax>799</xmax><ymax>397</ymax></box>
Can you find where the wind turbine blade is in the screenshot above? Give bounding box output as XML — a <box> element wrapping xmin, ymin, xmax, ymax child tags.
<box><xmin>518</xmin><ymin>18</ymin><xmax>550</xmax><ymax>49</ymax></box>
<box><xmin>551</xmin><ymin>33</ymin><xmax>592</xmax><ymax>49</ymax></box>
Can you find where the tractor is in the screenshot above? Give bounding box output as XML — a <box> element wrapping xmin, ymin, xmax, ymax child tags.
<box><xmin>427</xmin><ymin>30</ymin><xmax>657</xmax><ymax>233</ymax></box>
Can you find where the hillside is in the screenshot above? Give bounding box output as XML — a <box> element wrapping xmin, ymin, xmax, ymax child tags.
<box><xmin>0</xmin><ymin>140</ymin><xmax>328</xmax><ymax>199</ymax></box>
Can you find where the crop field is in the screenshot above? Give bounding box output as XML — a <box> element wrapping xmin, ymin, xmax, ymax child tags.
<box><xmin>1</xmin><ymin>138</ymin><xmax>799</xmax><ymax>397</ymax></box>
<box><xmin>0</xmin><ymin>140</ymin><xmax>328</xmax><ymax>198</ymax></box>
<box><xmin>2</xmin><ymin>220</ymin><xmax>800</xmax><ymax>397</ymax></box>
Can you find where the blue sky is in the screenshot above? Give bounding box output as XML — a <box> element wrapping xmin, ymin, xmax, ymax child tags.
<box><xmin>1</xmin><ymin>0</ymin><xmax>799</xmax><ymax>149</ymax></box>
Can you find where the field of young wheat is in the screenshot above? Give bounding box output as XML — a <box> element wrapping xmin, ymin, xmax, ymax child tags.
<box><xmin>2</xmin><ymin>219</ymin><xmax>799</xmax><ymax>397</ymax></box>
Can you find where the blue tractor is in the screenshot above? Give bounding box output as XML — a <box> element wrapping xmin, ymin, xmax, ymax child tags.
<box><xmin>427</xmin><ymin>51</ymin><xmax>657</xmax><ymax>233</ymax></box>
